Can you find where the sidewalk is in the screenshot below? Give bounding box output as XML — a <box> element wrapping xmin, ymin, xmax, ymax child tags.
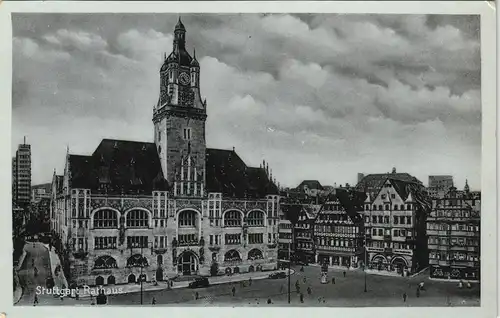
<box><xmin>76</xmin><ymin>268</ymin><xmax>295</xmax><ymax>298</ymax></box>
<box><xmin>42</xmin><ymin>243</ymin><xmax>68</xmax><ymax>288</ymax></box>
<box><xmin>13</xmin><ymin>247</ymin><xmax>27</xmax><ymax>304</ymax></box>
<box><xmin>309</xmin><ymin>264</ymin><xmax>360</xmax><ymax>272</ymax></box>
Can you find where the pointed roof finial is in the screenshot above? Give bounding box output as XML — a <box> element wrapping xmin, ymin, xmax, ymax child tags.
<box><xmin>175</xmin><ymin>16</ymin><xmax>186</xmax><ymax>31</ymax></box>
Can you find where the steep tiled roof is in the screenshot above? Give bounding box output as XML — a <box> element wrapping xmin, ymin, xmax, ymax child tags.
<box><xmin>296</xmin><ymin>180</ymin><xmax>324</xmax><ymax>191</ymax></box>
<box><xmin>205</xmin><ymin>148</ymin><xmax>278</xmax><ymax>198</ymax></box>
<box><xmin>68</xmin><ymin>139</ymin><xmax>168</xmax><ymax>195</ymax></box>
<box><xmin>355</xmin><ymin>172</ymin><xmax>422</xmax><ymax>193</ymax></box>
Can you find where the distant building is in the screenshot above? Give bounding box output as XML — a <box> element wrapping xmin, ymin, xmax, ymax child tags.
<box><xmin>12</xmin><ymin>138</ymin><xmax>31</xmax><ymax>208</ymax></box>
<box><xmin>314</xmin><ymin>189</ymin><xmax>365</xmax><ymax>269</ymax></box>
<box><xmin>355</xmin><ymin>167</ymin><xmax>423</xmax><ymax>199</ymax></box>
<box><xmin>428</xmin><ymin>175</ymin><xmax>454</xmax><ymax>199</ymax></box>
<box><xmin>363</xmin><ymin>178</ymin><xmax>431</xmax><ymax>276</ymax></box>
<box><xmin>357</xmin><ymin>173</ymin><xmax>365</xmax><ymax>184</ymax></box>
<box><xmin>294</xmin><ymin>205</ymin><xmax>319</xmax><ymax>264</ymax></box>
<box><xmin>427</xmin><ymin>183</ymin><xmax>480</xmax><ymax>280</ymax></box>
<box><xmin>32</xmin><ymin>183</ymin><xmax>52</xmax><ymax>202</ymax></box>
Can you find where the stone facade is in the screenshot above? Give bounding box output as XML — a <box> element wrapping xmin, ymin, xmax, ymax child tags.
<box><xmin>50</xmin><ymin>19</ymin><xmax>280</xmax><ymax>287</ymax></box>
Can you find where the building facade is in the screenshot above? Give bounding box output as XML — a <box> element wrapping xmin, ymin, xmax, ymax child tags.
<box><xmin>314</xmin><ymin>192</ymin><xmax>364</xmax><ymax>269</ymax></box>
<box><xmin>355</xmin><ymin>168</ymin><xmax>422</xmax><ymax>199</ymax></box>
<box><xmin>363</xmin><ymin>178</ymin><xmax>430</xmax><ymax>276</ymax></box>
<box><xmin>294</xmin><ymin>205</ymin><xmax>317</xmax><ymax>264</ymax></box>
<box><xmin>428</xmin><ymin>175</ymin><xmax>454</xmax><ymax>199</ymax></box>
<box><xmin>12</xmin><ymin>139</ymin><xmax>32</xmax><ymax>208</ymax></box>
<box><xmin>427</xmin><ymin>185</ymin><xmax>480</xmax><ymax>280</ymax></box>
<box><xmin>32</xmin><ymin>183</ymin><xmax>52</xmax><ymax>203</ymax></box>
<box><xmin>50</xmin><ymin>19</ymin><xmax>280</xmax><ymax>287</ymax></box>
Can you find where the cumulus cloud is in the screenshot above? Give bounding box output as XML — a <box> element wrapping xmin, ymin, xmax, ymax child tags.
<box><xmin>11</xmin><ymin>13</ymin><xmax>481</xmax><ymax>190</ymax></box>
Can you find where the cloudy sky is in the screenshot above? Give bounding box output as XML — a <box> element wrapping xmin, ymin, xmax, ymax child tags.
<box><xmin>12</xmin><ymin>13</ymin><xmax>481</xmax><ymax>190</ymax></box>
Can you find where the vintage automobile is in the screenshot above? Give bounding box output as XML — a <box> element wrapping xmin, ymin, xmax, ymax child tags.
<box><xmin>268</xmin><ymin>272</ymin><xmax>287</xmax><ymax>279</ymax></box>
<box><xmin>188</xmin><ymin>277</ymin><xmax>210</xmax><ymax>289</ymax></box>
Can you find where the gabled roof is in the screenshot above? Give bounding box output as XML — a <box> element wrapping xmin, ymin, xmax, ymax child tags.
<box><xmin>296</xmin><ymin>180</ymin><xmax>324</xmax><ymax>191</ymax></box>
<box><xmin>318</xmin><ymin>189</ymin><xmax>367</xmax><ymax>224</ymax></box>
<box><xmin>68</xmin><ymin>139</ymin><xmax>168</xmax><ymax>195</ymax></box>
<box><xmin>355</xmin><ymin>172</ymin><xmax>421</xmax><ymax>193</ymax></box>
<box><xmin>373</xmin><ymin>178</ymin><xmax>432</xmax><ymax>213</ymax></box>
<box><xmin>205</xmin><ymin>148</ymin><xmax>278</xmax><ymax>198</ymax></box>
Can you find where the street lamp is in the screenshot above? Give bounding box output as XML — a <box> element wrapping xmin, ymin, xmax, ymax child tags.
<box><xmin>364</xmin><ymin>230</ymin><xmax>367</xmax><ymax>293</ymax></box>
<box><xmin>139</xmin><ymin>241</ymin><xmax>154</xmax><ymax>305</ymax></box>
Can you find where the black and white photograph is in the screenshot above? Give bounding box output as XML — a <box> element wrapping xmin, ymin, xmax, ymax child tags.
<box><xmin>2</xmin><ymin>1</ymin><xmax>496</xmax><ymax>316</ymax></box>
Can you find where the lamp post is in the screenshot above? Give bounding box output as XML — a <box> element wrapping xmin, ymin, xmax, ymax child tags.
<box><xmin>140</xmin><ymin>241</ymin><xmax>154</xmax><ymax>305</ymax></box>
<box><xmin>364</xmin><ymin>230</ymin><xmax>367</xmax><ymax>293</ymax></box>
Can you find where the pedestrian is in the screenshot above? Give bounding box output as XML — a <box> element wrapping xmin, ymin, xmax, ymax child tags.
<box><xmin>152</xmin><ymin>297</ymin><xmax>156</xmax><ymax>305</ymax></box>
<box><xmin>195</xmin><ymin>292</ymin><xmax>199</xmax><ymax>300</ymax></box>
<box><xmin>416</xmin><ymin>288</ymin><xmax>420</xmax><ymax>298</ymax></box>
<box><xmin>403</xmin><ymin>292</ymin><xmax>407</xmax><ymax>302</ymax></box>
<box><xmin>249</xmin><ymin>277</ymin><xmax>252</xmax><ymax>286</ymax></box>
<box><xmin>232</xmin><ymin>286</ymin><xmax>236</xmax><ymax>297</ymax></box>
<box><xmin>303</xmin><ymin>277</ymin><xmax>306</xmax><ymax>283</ymax></box>
<box><xmin>343</xmin><ymin>271</ymin><xmax>346</xmax><ymax>277</ymax></box>
<box><xmin>300</xmin><ymin>293</ymin><xmax>304</xmax><ymax>303</ymax></box>
<box><xmin>332</xmin><ymin>277</ymin><xmax>336</xmax><ymax>284</ymax></box>
<box><xmin>296</xmin><ymin>285</ymin><xmax>300</xmax><ymax>294</ymax></box>
<box><xmin>34</xmin><ymin>294</ymin><xmax>38</xmax><ymax>306</ymax></box>
<box><xmin>307</xmin><ymin>287</ymin><xmax>312</xmax><ymax>295</ymax></box>
<box><xmin>267</xmin><ymin>298</ymin><xmax>272</xmax><ymax>304</ymax></box>
<box><xmin>32</xmin><ymin>259</ymin><xmax>35</xmax><ymax>267</ymax></box>
<box><xmin>34</xmin><ymin>267</ymin><xmax>38</xmax><ymax>277</ymax></box>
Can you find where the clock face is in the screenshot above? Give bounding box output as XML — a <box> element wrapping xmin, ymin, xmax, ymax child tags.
<box><xmin>179</xmin><ymin>72</ymin><xmax>190</xmax><ymax>86</ymax></box>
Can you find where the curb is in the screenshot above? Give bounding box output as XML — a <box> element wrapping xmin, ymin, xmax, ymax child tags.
<box><xmin>74</xmin><ymin>269</ymin><xmax>296</xmax><ymax>298</ymax></box>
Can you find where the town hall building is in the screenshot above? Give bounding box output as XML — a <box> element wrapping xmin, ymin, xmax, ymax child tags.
<box><xmin>50</xmin><ymin>19</ymin><xmax>280</xmax><ymax>287</ymax></box>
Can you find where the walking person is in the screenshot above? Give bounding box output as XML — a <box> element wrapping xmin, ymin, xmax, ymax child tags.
<box><xmin>332</xmin><ymin>277</ymin><xmax>336</xmax><ymax>284</ymax></box>
<box><xmin>300</xmin><ymin>293</ymin><xmax>304</xmax><ymax>303</ymax></box>
<box><xmin>416</xmin><ymin>288</ymin><xmax>420</xmax><ymax>298</ymax></box>
<box><xmin>307</xmin><ymin>286</ymin><xmax>312</xmax><ymax>295</ymax></box>
<box><xmin>343</xmin><ymin>271</ymin><xmax>346</xmax><ymax>278</ymax></box>
<box><xmin>152</xmin><ymin>297</ymin><xmax>156</xmax><ymax>305</ymax></box>
<box><xmin>195</xmin><ymin>292</ymin><xmax>199</xmax><ymax>300</ymax></box>
<box><xmin>403</xmin><ymin>292</ymin><xmax>407</xmax><ymax>302</ymax></box>
<box><xmin>232</xmin><ymin>286</ymin><xmax>236</xmax><ymax>297</ymax></box>
<box><xmin>34</xmin><ymin>266</ymin><xmax>38</xmax><ymax>277</ymax></box>
<box><xmin>33</xmin><ymin>294</ymin><xmax>39</xmax><ymax>306</ymax></box>
<box><xmin>249</xmin><ymin>277</ymin><xmax>252</xmax><ymax>286</ymax></box>
<box><xmin>267</xmin><ymin>298</ymin><xmax>272</xmax><ymax>304</ymax></box>
<box><xmin>303</xmin><ymin>276</ymin><xmax>306</xmax><ymax>283</ymax></box>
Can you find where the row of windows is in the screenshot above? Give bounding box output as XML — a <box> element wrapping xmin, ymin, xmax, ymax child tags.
<box><xmin>72</xmin><ymin>220</ymin><xmax>89</xmax><ymax>228</ymax></box>
<box><xmin>95</xmin><ymin>237</ymin><xmax>117</xmax><ymax>250</ymax></box>
<box><xmin>366</xmin><ymin>215</ymin><xmax>413</xmax><ymax>225</ymax></box>
<box><xmin>427</xmin><ymin>223</ymin><xmax>479</xmax><ymax>232</ymax></box>
<box><xmin>154</xmin><ymin>236</ymin><xmax>168</xmax><ymax>248</ymax></box>
<box><xmin>317</xmin><ymin>214</ymin><xmax>349</xmax><ymax>222</ymax></box>
<box><xmin>72</xmin><ymin>237</ymin><xmax>87</xmax><ymax>251</ymax></box>
<box><xmin>93</xmin><ymin>209</ymin><xmax>149</xmax><ymax>228</ymax></box>
<box><xmin>209</xmin><ymin>235</ymin><xmax>221</xmax><ymax>245</ymax></box>
<box><xmin>316</xmin><ymin>238</ymin><xmax>359</xmax><ymax>247</ymax></box>
<box><xmin>433</xmin><ymin>210</ymin><xmax>476</xmax><ymax>218</ymax></box>
<box><xmin>248</xmin><ymin>233</ymin><xmax>263</xmax><ymax>244</ymax></box>
<box><xmin>366</xmin><ymin>204</ymin><xmax>412</xmax><ymax>211</ymax></box>
<box><xmin>297</xmin><ymin>242</ymin><xmax>313</xmax><ymax>250</ymax></box>
<box><xmin>428</xmin><ymin>237</ymin><xmax>479</xmax><ymax>246</ymax></box>
<box><xmin>178</xmin><ymin>234</ymin><xmax>197</xmax><ymax>245</ymax></box>
<box><xmin>315</xmin><ymin>225</ymin><xmax>359</xmax><ymax>234</ymax></box>
<box><xmin>127</xmin><ymin>236</ymin><xmax>149</xmax><ymax>248</ymax></box>
<box><xmin>225</xmin><ymin>234</ymin><xmax>241</xmax><ymax>245</ymax></box>
<box><xmin>429</xmin><ymin>252</ymin><xmax>479</xmax><ymax>261</ymax></box>
<box><xmin>154</xmin><ymin>219</ymin><xmax>167</xmax><ymax>227</ymax></box>
<box><xmin>369</xmin><ymin>241</ymin><xmax>411</xmax><ymax>249</ymax></box>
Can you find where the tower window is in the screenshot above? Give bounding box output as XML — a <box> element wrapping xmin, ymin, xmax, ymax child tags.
<box><xmin>183</xmin><ymin>128</ymin><xmax>192</xmax><ymax>140</ymax></box>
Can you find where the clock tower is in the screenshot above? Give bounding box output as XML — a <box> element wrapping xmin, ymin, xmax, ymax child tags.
<box><xmin>153</xmin><ymin>17</ymin><xmax>207</xmax><ymax>197</ymax></box>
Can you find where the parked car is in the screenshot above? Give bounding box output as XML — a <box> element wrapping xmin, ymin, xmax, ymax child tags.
<box><xmin>188</xmin><ymin>277</ymin><xmax>210</xmax><ymax>289</ymax></box>
<box><xmin>268</xmin><ymin>272</ymin><xmax>287</xmax><ymax>279</ymax></box>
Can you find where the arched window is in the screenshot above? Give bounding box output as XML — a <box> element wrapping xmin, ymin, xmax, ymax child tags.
<box><xmin>394</xmin><ymin>205</ymin><xmax>398</xmax><ymax>210</ymax></box>
<box><xmin>400</xmin><ymin>204</ymin><xmax>405</xmax><ymax>210</ymax></box>
<box><xmin>385</xmin><ymin>205</ymin><xmax>390</xmax><ymax>211</ymax></box>
<box><xmin>378</xmin><ymin>205</ymin><xmax>382</xmax><ymax>210</ymax></box>
<box><xmin>224</xmin><ymin>210</ymin><xmax>242</xmax><ymax>227</ymax></box>
<box><xmin>127</xmin><ymin>254</ymin><xmax>148</xmax><ymax>267</ymax></box>
<box><xmin>126</xmin><ymin>209</ymin><xmax>149</xmax><ymax>228</ymax></box>
<box><xmin>179</xmin><ymin>210</ymin><xmax>197</xmax><ymax>227</ymax></box>
<box><xmin>248</xmin><ymin>249</ymin><xmax>263</xmax><ymax>260</ymax></box>
<box><xmin>224</xmin><ymin>250</ymin><xmax>241</xmax><ymax>262</ymax></box>
<box><xmin>247</xmin><ymin>210</ymin><xmax>264</xmax><ymax>226</ymax></box>
<box><xmin>93</xmin><ymin>209</ymin><xmax>118</xmax><ymax>228</ymax></box>
<box><xmin>372</xmin><ymin>205</ymin><xmax>377</xmax><ymax>211</ymax></box>
<box><xmin>94</xmin><ymin>256</ymin><xmax>118</xmax><ymax>269</ymax></box>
